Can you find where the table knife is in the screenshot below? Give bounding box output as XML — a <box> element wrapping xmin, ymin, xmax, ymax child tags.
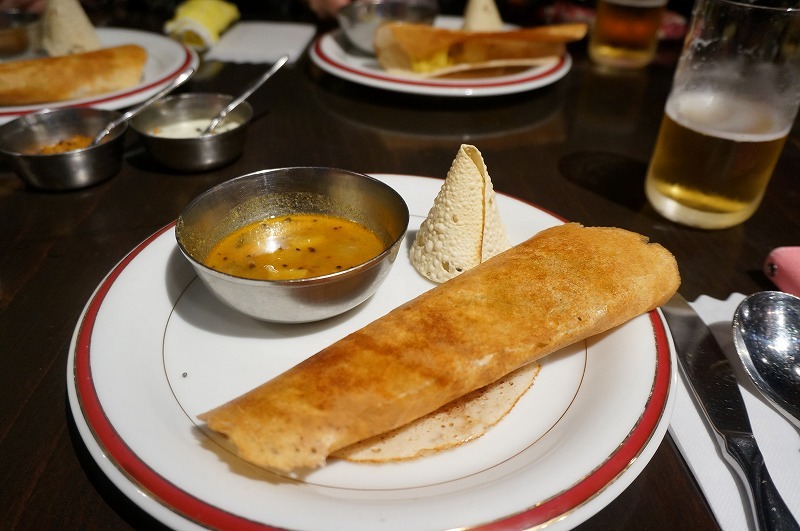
<box><xmin>661</xmin><ymin>294</ymin><xmax>798</xmax><ymax>531</ymax></box>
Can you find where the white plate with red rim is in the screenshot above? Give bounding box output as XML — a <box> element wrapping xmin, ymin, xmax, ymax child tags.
<box><xmin>309</xmin><ymin>16</ymin><xmax>572</xmax><ymax>97</ymax></box>
<box><xmin>67</xmin><ymin>173</ymin><xmax>675</xmax><ymax>530</ymax></box>
<box><xmin>0</xmin><ymin>27</ymin><xmax>198</xmax><ymax>124</ymax></box>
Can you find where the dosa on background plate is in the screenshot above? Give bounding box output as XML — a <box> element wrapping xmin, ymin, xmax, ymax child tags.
<box><xmin>374</xmin><ymin>22</ymin><xmax>588</xmax><ymax>76</ymax></box>
<box><xmin>199</xmin><ymin>223</ymin><xmax>680</xmax><ymax>474</ymax></box>
<box><xmin>0</xmin><ymin>45</ymin><xmax>147</xmax><ymax>106</ymax></box>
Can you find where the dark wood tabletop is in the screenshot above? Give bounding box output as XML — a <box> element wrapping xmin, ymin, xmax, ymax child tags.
<box><xmin>2</xmin><ymin>3</ymin><xmax>798</xmax><ymax>530</ymax></box>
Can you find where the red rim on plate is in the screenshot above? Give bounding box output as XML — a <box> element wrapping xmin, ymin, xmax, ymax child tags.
<box><xmin>72</xmin><ymin>213</ymin><xmax>672</xmax><ymax>530</ymax></box>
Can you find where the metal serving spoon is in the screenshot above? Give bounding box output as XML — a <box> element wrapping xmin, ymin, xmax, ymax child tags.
<box><xmin>732</xmin><ymin>291</ymin><xmax>800</xmax><ymax>428</ymax></box>
<box><xmin>91</xmin><ymin>67</ymin><xmax>195</xmax><ymax>146</ymax></box>
<box><xmin>200</xmin><ymin>54</ymin><xmax>289</xmax><ymax>136</ymax></box>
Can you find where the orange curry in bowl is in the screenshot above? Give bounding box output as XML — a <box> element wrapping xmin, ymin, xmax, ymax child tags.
<box><xmin>204</xmin><ymin>213</ymin><xmax>385</xmax><ymax>281</ymax></box>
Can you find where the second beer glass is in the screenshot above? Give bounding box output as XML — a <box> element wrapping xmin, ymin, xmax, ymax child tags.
<box><xmin>589</xmin><ymin>0</ymin><xmax>667</xmax><ymax>68</ymax></box>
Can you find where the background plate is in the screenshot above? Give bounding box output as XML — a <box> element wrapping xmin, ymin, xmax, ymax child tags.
<box><xmin>309</xmin><ymin>17</ymin><xmax>571</xmax><ymax>97</ymax></box>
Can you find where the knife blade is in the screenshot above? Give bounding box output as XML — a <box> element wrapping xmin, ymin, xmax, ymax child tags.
<box><xmin>661</xmin><ymin>294</ymin><xmax>798</xmax><ymax>531</ymax></box>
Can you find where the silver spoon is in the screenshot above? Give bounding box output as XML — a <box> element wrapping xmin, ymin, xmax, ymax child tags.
<box><xmin>732</xmin><ymin>290</ymin><xmax>800</xmax><ymax>428</ymax></box>
<box><xmin>91</xmin><ymin>67</ymin><xmax>195</xmax><ymax>146</ymax></box>
<box><xmin>200</xmin><ymin>54</ymin><xmax>289</xmax><ymax>136</ymax></box>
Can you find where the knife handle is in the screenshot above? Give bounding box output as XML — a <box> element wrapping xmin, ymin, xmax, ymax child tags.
<box><xmin>725</xmin><ymin>434</ymin><xmax>799</xmax><ymax>531</ymax></box>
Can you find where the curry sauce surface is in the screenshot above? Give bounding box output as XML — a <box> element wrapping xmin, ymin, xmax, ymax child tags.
<box><xmin>205</xmin><ymin>214</ymin><xmax>384</xmax><ymax>280</ymax></box>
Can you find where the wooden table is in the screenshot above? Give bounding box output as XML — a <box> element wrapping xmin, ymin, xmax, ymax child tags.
<box><xmin>2</xmin><ymin>7</ymin><xmax>797</xmax><ymax>530</ymax></box>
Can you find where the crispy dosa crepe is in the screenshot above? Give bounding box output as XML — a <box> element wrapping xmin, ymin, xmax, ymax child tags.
<box><xmin>332</xmin><ymin>362</ymin><xmax>540</xmax><ymax>462</ymax></box>
<box><xmin>0</xmin><ymin>44</ymin><xmax>147</xmax><ymax>106</ymax></box>
<box><xmin>374</xmin><ymin>22</ymin><xmax>588</xmax><ymax>76</ymax></box>
<box><xmin>410</xmin><ymin>144</ymin><xmax>511</xmax><ymax>282</ymax></box>
<box><xmin>200</xmin><ymin>223</ymin><xmax>680</xmax><ymax>473</ymax></box>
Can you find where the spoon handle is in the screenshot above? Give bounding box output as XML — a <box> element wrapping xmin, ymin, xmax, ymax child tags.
<box><xmin>202</xmin><ymin>54</ymin><xmax>289</xmax><ymax>135</ymax></box>
<box><xmin>91</xmin><ymin>67</ymin><xmax>195</xmax><ymax>146</ymax></box>
<box><xmin>725</xmin><ymin>433</ymin><xmax>799</xmax><ymax>531</ymax></box>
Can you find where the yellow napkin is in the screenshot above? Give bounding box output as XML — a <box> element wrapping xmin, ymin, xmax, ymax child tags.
<box><xmin>164</xmin><ymin>0</ymin><xmax>240</xmax><ymax>51</ymax></box>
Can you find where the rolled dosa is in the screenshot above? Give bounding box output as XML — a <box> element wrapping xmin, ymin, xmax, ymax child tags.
<box><xmin>374</xmin><ymin>22</ymin><xmax>588</xmax><ymax>75</ymax></box>
<box><xmin>199</xmin><ymin>223</ymin><xmax>680</xmax><ymax>473</ymax></box>
<box><xmin>0</xmin><ymin>44</ymin><xmax>147</xmax><ymax>106</ymax></box>
<box><xmin>332</xmin><ymin>361</ymin><xmax>541</xmax><ymax>463</ymax></box>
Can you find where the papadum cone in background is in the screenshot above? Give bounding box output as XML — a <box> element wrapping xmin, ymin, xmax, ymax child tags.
<box><xmin>462</xmin><ymin>0</ymin><xmax>504</xmax><ymax>31</ymax></box>
<box><xmin>374</xmin><ymin>22</ymin><xmax>587</xmax><ymax>76</ymax></box>
<box><xmin>41</xmin><ymin>0</ymin><xmax>101</xmax><ymax>56</ymax></box>
<box><xmin>199</xmin><ymin>223</ymin><xmax>680</xmax><ymax>473</ymax></box>
<box><xmin>410</xmin><ymin>144</ymin><xmax>511</xmax><ymax>283</ymax></box>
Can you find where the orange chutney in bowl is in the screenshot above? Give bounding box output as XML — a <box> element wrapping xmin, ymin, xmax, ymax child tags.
<box><xmin>204</xmin><ymin>213</ymin><xmax>385</xmax><ymax>281</ymax></box>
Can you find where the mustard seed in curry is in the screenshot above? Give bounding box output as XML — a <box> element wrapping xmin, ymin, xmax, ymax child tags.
<box><xmin>204</xmin><ymin>214</ymin><xmax>385</xmax><ymax>280</ymax></box>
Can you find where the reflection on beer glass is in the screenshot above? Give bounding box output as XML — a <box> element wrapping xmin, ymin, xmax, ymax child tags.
<box><xmin>644</xmin><ymin>0</ymin><xmax>800</xmax><ymax>229</ymax></box>
<box><xmin>588</xmin><ymin>0</ymin><xmax>667</xmax><ymax>69</ymax></box>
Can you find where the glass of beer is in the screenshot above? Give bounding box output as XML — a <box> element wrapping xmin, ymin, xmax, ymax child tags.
<box><xmin>588</xmin><ymin>0</ymin><xmax>667</xmax><ymax>69</ymax></box>
<box><xmin>645</xmin><ymin>0</ymin><xmax>800</xmax><ymax>229</ymax></box>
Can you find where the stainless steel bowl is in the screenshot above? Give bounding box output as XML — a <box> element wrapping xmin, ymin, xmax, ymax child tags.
<box><xmin>176</xmin><ymin>167</ymin><xmax>409</xmax><ymax>323</ymax></box>
<box><xmin>337</xmin><ymin>0</ymin><xmax>438</xmax><ymax>54</ymax></box>
<box><xmin>130</xmin><ymin>93</ymin><xmax>252</xmax><ymax>172</ymax></box>
<box><xmin>0</xmin><ymin>10</ymin><xmax>40</xmax><ymax>59</ymax></box>
<box><xmin>0</xmin><ymin>107</ymin><xmax>126</xmax><ymax>191</ymax></box>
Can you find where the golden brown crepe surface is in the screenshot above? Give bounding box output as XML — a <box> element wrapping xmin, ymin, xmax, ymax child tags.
<box><xmin>0</xmin><ymin>44</ymin><xmax>147</xmax><ymax>106</ymax></box>
<box><xmin>200</xmin><ymin>224</ymin><xmax>680</xmax><ymax>473</ymax></box>
<box><xmin>331</xmin><ymin>362</ymin><xmax>541</xmax><ymax>463</ymax></box>
<box><xmin>375</xmin><ymin>22</ymin><xmax>588</xmax><ymax>74</ymax></box>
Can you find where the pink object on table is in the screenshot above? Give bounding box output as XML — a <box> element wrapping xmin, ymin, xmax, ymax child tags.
<box><xmin>764</xmin><ymin>247</ymin><xmax>800</xmax><ymax>296</ymax></box>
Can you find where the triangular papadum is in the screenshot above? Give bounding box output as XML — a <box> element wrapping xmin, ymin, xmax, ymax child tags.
<box><xmin>410</xmin><ymin>144</ymin><xmax>511</xmax><ymax>283</ymax></box>
<box><xmin>41</xmin><ymin>0</ymin><xmax>101</xmax><ymax>56</ymax></box>
<box><xmin>462</xmin><ymin>0</ymin><xmax>504</xmax><ymax>31</ymax></box>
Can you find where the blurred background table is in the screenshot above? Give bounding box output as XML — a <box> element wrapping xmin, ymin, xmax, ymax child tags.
<box><xmin>2</xmin><ymin>2</ymin><xmax>798</xmax><ymax>529</ymax></box>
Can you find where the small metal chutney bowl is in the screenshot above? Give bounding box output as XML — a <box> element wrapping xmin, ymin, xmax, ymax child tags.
<box><xmin>0</xmin><ymin>108</ymin><xmax>126</xmax><ymax>191</ymax></box>
<box><xmin>175</xmin><ymin>167</ymin><xmax>410</xmax><ymax>323</ymax></box>
<box><xmin>0</xmin><ymin>10</ymin><xmax>40</xmax><ymax>59</ymax></box>
<box><xmin>337</xmin><ymin>0</ymin><xmax>438</xmax><ymax>54</ymax></box>
<box><xmin>130</xmin><ymin>93</ymin><xmax>252</xmax><ymax>172</ymax></box>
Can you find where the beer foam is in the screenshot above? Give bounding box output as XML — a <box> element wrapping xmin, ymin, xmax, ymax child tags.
<box><xmin>667</xmin><ymin>90</ymin><xmax>790</xmax><ymax>142</ymax></box>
